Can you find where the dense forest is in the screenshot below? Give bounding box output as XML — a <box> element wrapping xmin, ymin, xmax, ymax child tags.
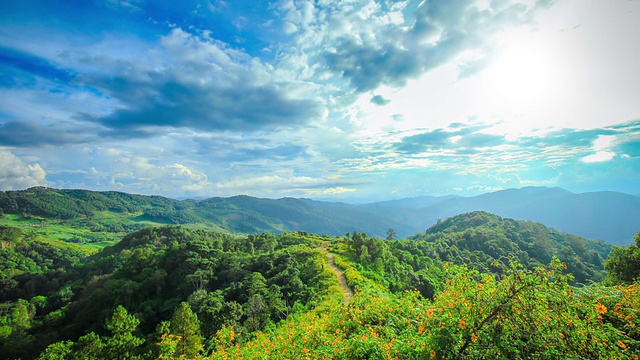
<box><xmin>0</xmin><ymin>187</ymin><xmax>410</xmax><ymax>241</ymax></box>
<box><xmin>2</xmin><ymin>200</ymin><xmax>639</xmax><ymax>358</ymax></box>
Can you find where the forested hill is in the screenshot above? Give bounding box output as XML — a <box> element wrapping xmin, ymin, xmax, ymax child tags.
<box><xmin>0</xmin><ymin>214</ymin><xmax>632</xmax><ymax>358</ymax></box>
<box><xmin>408</xmin><ymin>211</ymin><xmax>610</xmax><ymax>283</ymax></box>
<box><xmin>0</xmin><ymin>187</ymin><xmax>412</xmax><ymax>239</ymax></box>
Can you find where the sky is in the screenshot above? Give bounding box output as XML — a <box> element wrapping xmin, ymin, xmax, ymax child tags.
<box><xmin>0</xmin><ymin>0</ymin><xmax>639</xmax><ymax>202</ymax></box>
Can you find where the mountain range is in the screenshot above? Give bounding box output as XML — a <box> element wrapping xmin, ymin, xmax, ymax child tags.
<box><xmin>1</xmin><ymin>186</ymin><xmax>638</xmax><ymax>245</ymax></box>
<box><xmin>356</xmin><ymin>186</ymin><xmax>640</xmax><ymax>246</ymax></box>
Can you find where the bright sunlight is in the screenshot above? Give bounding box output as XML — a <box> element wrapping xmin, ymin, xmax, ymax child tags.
<box><xmin>481</xmin><ymin>34</ymin><xmax>563</xmax><ymax>112</ymax></box>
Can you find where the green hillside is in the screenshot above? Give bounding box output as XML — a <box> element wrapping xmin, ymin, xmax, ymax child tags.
<box><xmin>408</xmin><ymin>211</ymin><xmax>609</xmax><ymax>283</ymax></box>
<box><xmin>0</xmin><ymin>187</ymin><xmax>411</xmax><ymax>246</ymax></box>
<box><xmin>1</xmin><ymin>208</ymin><xmax>637</xmax><ymax>359</ymax></box>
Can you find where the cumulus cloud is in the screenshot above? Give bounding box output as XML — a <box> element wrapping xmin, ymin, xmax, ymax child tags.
<box><xmin>312</xmin><ymin>0</ymin><xmax>549</xmax><ymax>93</ymax></box>
<box><xmin>0</xmin><ymin>150</ymin><xmax>47</xmax><ymax>189</ymax></box>
<box><xmin>69</xmin><ymin>28</ymin><xmax>326</xmax><ymax>135</ymax></box>
<box><xmin>45</xmin><ymin>148</ymin><xmax>212</xmax><ymax>196</ymax></box>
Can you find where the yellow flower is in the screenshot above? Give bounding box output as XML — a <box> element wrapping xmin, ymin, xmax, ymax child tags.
<box><xmin>596</xmin><ymin>303</ymin><xmax>608</xmax><ymax>314</ymax></box>
<box><xmin>430</xmin><ymin>350</ymin><xmax>436</xmax><ymax>358</ymax></box>
<box><xmin>471</xmin><ymin>333</ymin><xmax>478</xmax><ymax>342</ymax></box>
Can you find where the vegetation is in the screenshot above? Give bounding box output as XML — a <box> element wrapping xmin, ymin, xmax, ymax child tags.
<box><xmin>0</xmin><ymin>192</ymin><xmax>638</xmax><ymax>359</ymax></box>
<box><xmin>605</xmin><ymin>231</ymin><xmax>640</xmax><ymax>284</ymax></box>
<box><xmin>0</xmin><ymin>187</ymin><xmax>410</xmax><ymax>245</ymax></box>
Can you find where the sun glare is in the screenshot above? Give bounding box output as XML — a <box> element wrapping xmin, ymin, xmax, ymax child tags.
<box><xmin>481</xmin><ymin>31</ymin><xmax>563</xmax><ymax>113</ymax></box>
<box><xmin>490</xmin><ymin>47</ymin><xmax>546</xmax><ymax>100</ymax></box>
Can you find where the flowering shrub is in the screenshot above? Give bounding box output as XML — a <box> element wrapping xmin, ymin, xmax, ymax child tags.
<box><xmin>207</xmin><ymin>258</ymin><xmax>639</xmax><ymax>359</ymax></box>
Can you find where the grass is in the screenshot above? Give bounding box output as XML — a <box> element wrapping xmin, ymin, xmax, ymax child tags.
<box><xmin>1</xmin><ymin>210</ymin><xmax>233</xmax><ymax>251</ymax></box>
<box><xmin>0</xmin><ymin>213</ymin><xmax>123</xmax><ymax>250</ymax></box>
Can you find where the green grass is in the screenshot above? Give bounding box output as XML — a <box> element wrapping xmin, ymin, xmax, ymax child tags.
<box><xmin>0</xmin><ymin>210</ymin><xmax>234</xmax><ymax>251</ymax></box>
<box><xmin>0</xmin><ymin>213</ymin><xmax>123</xmax><ymax>250</ymax></box>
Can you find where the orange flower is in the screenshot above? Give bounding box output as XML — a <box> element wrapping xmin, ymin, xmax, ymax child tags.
<box><xmin>618</xmin><ymin>340</ymin><xmax>627</xmax><ymax>349</ymax></box>
<box><xmin>430</xmin><ymin>350</ymin><xmax>436</xmax><ymax>358</ymax></box>
<box><xmin>559</xmin><ymin>333</ymin><xmax>565</xmax><ymax>339</ymax></box>
<box><xmin>459</xmin><ymin>320</ymin><xmax>466</xmax><ymax>329</ymax></box>
<box><xmin>596</xmin><ymin>304</ymin><xmax>608</xmax><ymax>314</ymax></box>
<box><xmin>471</xmin><ymin>333</ymin><xmax>478</xmax><ymax>342</ymax></box>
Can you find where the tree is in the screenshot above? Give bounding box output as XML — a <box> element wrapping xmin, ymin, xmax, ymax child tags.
<box><xmin>605</xmin><ymin>231</ymin><xmax>640</xmax><ymax>284</ymax></box>
<box><xmin>169</xmin><ymin>302</ymin><xmax>203</xmax><ymax>358</ymax></box>
<box><xmin>386</xmin><ymin>228</ymin><xmax>396</xmax><ymax>240</ymax></box>
<box><xmin>36</xmin><ymin>341</ymin><xmax>72</xmax><ymax>360</ymax></box>
<box><xmin>73</xmin><ymin>332</ymin><xmax>105</xmax><ymax>360</ymax></box>
<box><xmin>103</xmin><ymin>305</ymin><xmax>143</xmax><ymax>360</ymax></box>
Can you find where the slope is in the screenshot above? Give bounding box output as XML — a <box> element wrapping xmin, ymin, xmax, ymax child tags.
<box><xmin>410</xmin><ymin>187</ymin><xmax>640</xmax><ymax>246</ymax></box>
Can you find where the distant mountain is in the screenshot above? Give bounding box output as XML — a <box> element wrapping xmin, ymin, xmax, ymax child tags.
<box><xmin>193</xmin><ymin>195</ymin><xmax>412</xmax><ymax>236</ymax></box>
<box><xmin>360</xmin><ymin>195</ymin><xmax>461</xmax><ymax>210</ymax></box>
<box><xmin>1</xmin><ymin>186</ymin><xmax>638</xmax><ymax>245</ymax></box>
<box><xmin>0</xmin><ymin>187</ymin><xmax>411</xmax><ymax>239</ymax></box>
<box><xmin>397</xmin><ymin>187</ymin><xmax>640</xmax><ymax>246</ymax></box>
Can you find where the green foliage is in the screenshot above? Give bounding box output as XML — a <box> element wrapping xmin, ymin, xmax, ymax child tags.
<box><xmin>409</xmin><ymin>211</ymin><xmax>608</xmax><ymax>284</ymax></box>
<box><xmin>605</xmin><ymin>231</ymin><xmax>640</xmax><ymax>284</ymax></box>
<box><xmin>168</xmin><ymin>302</ymin><xmax>203</xmax><ymax>358</ymax></box>
<box><xmin>0</xmin><ymin>226</ymin><xmax>335</xmax><ymax>358</ymax></box>
<box><xmin>0</xmin><ymin>187</ymin><xmax>411</xmax><ymax>244</ymax></box>
<box><xmin>0</xmin><ymin>212</ymin><xmax>636</xmax><ymax>359</ymax></box>
<box><xmin>211</xmin><ymin>258</ymin><xmax>640</xmax><ymax>360</ymax></box>
<box><xmin>103</xmin><ymin>305</ymin><xmax>144</xmax><ymax>360</ymax></box>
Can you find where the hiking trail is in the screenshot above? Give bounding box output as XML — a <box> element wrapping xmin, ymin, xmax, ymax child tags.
<box><xmin>321</xmin><ymin>243</ymin><xmax>353</xmax><ymax>305</ymax></box>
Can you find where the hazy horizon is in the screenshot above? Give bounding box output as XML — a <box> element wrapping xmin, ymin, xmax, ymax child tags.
<box><xmin>6</xmin><ymin>185</ymin><xmax>639</xmax><ymax>205</ymax></box>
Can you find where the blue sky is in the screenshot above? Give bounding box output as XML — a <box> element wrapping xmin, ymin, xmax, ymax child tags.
<box><xmin>0</xmin><ymin>0</ymin><xmax>639</xmax><ymax>202</ymax></box>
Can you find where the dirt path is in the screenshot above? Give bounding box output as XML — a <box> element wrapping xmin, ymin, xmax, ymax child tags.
<box><xmin>322</xmin><ymin>244</ymin><xmax>353</xmax><ymax>304</ymax></box>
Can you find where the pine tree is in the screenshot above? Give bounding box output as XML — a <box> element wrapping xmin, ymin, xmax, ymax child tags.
<box><xmin>170</xmin><ymin>302</ymin><xmax>203</xmax><ymax>358</ymax></box>
<box><xmin>103</xmin><ymin>305</ymin><xmax>143</xmax><ymax>360</ymax></box>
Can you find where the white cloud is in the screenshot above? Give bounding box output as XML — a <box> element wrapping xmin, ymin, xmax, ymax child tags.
<box><xmin>581</xmin><ymin>134</ymin><xmax>617</xmax><ymax>163</ymax></box>
<box><xmin>581</xmin><ymin>151</ymin><xmax>616</xmax><ymax>163</ymax></box>
<box><xmin>213</xmin><ymin>171</ymin><xmax>359</xmax><ymax>198</ymax></box>
<box><xmin>0</xmin><ymin>150</ymin><xmax>47</xmax><ymax>190</ymax></box>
